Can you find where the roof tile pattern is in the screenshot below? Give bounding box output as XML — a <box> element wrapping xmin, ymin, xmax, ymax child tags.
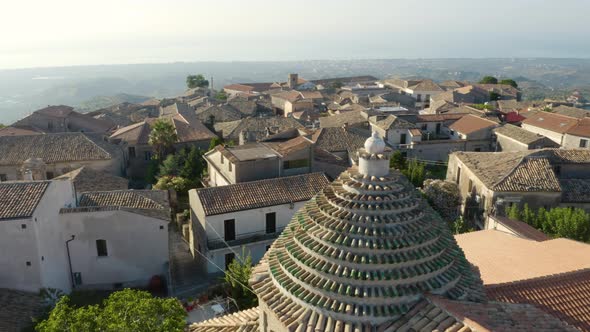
<box><xmin>560</xmin><ymin>179</ymin><xmax>590</xmax><ymax>203</ymax></box>
<box><xmin>0</xmin><ymin>133</ymin><xmax>113</xmax><ymax>165</ymax></box>
<box><xmin>250</xmin><ymin>162</ymin><xmax>486</xmax><ymax>329</ymax></box>
<box><xmin>197</xmin><ymin>173</ymin><xmax>330</xmax><ymax>216</ymax></box>
<box><xmin>493</xmin><ymin>157</ymin><xmax>561</xmax><ymax>192</ymax></box>
<box><xmin>487</xmin><ymin>269</ymin><xmax>590</xmax><ymax>331</ymax></box>
<box><xmin>448</xmin><ymin>114</ymin><xmax>497</xmax><ymax>135</ymax></box>
<box><xmin>188</xmin><ymin>308</ymin><xmax>259</xmax><ymax>332</ymax></box>
<box><xmin>0</xmin><ymin>182</ymin><xmax>49</xmax><ymax>220</ymax></box>
<box><xmin>79</xmin><ymin>190</ymin><xmax>165</xmax><ymax>210</ymax></box>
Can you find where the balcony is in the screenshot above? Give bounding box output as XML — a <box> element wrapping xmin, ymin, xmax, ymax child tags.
<box><xmin>207</xmin><ymin>226</ymin><xmax>287</xmax><ymax>250</ymax></box>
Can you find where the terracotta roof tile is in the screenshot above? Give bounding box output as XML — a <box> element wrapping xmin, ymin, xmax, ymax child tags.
<box><xmin>448</xmin><ymin>114</ymin><xmax>497</xmax><ymax>135</ymax></box>
<box><xmin>0</xmin><ymin>289</ymin><xmax>43</xmax><ymax>331</ymax></box>
<box><xmin>486</xmin><ymin>269</ymin><xmax>590</xmax><ymax>331</ymax></box>
<box><xmin>492</xmin><ymin>157</ymin><xmax>561</xmax><ymax>192</ymax></box>
<box><xmin>188</xmin><ymin>308</ymin><xmax>259</xmax><ymax>332</ymax></box>
<box><xmin>493</xmin><ymin>124</ymin><xmax>552</xmax><ymax>145</ymax></box>
<box><xmin>319</xmin><ymin>110</ymin><xmax>367</xmax><ymax>128</ymax></box>
<box><xmin>566</xmin><ymin>117</ymin><xmax>590</xmax><ymax>138</ymax></box>
<box><xmin>0</xmin><ymin>181</ymin><xmax>49</xmax><ymax>220</ymax></box>
<box><xmin>523</xmin><ymin>112</ymin><xmax>578</xmax><ymax>134</ymax></box>
<box><xmin>488</xmin><ymin>216</ymin><xmax>550</xmax><ymax>242</ymax></box>
<box><xmin>196</xmin><ymin>173</ymin><xmax>329</xmax><ymax>216</ymax></box>
<box><xmin>0</xmin><ymin>133</ymin><xmax>114</xmax><ymax>166</ymax></box>
<box><xmin>79</xmin><ymin>190</ymin><xmax>167</xmax><ymax>210</ymax></box>
<box><xmin>55</xmin><ymin>166</ymin><xmax>128</xmax><ymax>193</ymax></box>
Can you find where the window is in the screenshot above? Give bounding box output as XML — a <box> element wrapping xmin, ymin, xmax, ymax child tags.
<box><xmin>26</xmin><ymin>261</ymin><xmax>31</xmax><ymax>266</ymax></box>
<box><xmin>266</xmin><ymin>212</ymin><xmax>276</xmax><ymax>234</ymax></box>
<box><xmin>47</xmin><ymin>121</ymin><xmax>54</xmax><ymax>130</ymax></box>
<box><xmin>456</xmin><ymin>167</ymin><xmax>461</xmax><ymax>185</ymax></box>
<box><xmin>468</xmin><ymin>179</ymin><xmax>473</xmax><ymax>193</ymax></box>
<box><xmin>96</xmin><ymin>239</ymin><xmax>108</xmax><ymax>257</ymax></box>
<box><xmin>225</xmin><ymin>253</ymin><xmax>235</xmax><ymax>270</ymax></box>
<box><xmin>46</xmin><ymin>171</ymin><xmax>54</xmax><ymax>179</ymax></box>
<box><xmin>128</xmin><ymin>147</ymin><xmax>136</xmax><ymax>158</ymax></box>
<box><xmin>144</xmin><ymin>151</ymin><xmax>152</xmax><ymax>161</ymax></box>
<box><xmin>580</xmin><ymin>139</ymin><xmax>588</xmax><ymax>148</ymax></box>
<box><xmin>450</xmin><ymin>130</ymin><xmax>455</xmax><ymax>136</ymax></box>
<box><xmin>474</xmin><ymin>148</ymin><xmax>481</xmax><ymax>152</ymax></box>
<box><xmin>224</xmin><ymin>219</ymin><xmax>235</xmax><ymax>241</ymax></box>
<box><xmin>0</xmin><ymin>174</ymin><xmax>6</xmax><ymax>182</ymax></box>
<box><xmin>425</xmin><ymin>94</ymin><xmax>431</xmax><ymax>101</ymax></box>
<box><xmin>421</xmin><ymin>124</ymin><xmax>428</xmax><ymax>130</ymax></box>
<box><xmin>554</xmin><ymin>165</ymin><xmax>561</xmax><ymax>176</ymax></box>
<box><xmin>21</xmin><ymin>224</ymin><xmax>26</xmax><ymax>229</ymax></box>
<box><xmin>266</xmin><ymin>245</ymin><xmax>271</xmax><ymax>252</ymax></box>
<box><xmin>416</xmin><ymin>94</ymin><xmax>422</xmax><ymax>102</ymax></box>
<box><xmin>481</xmin><ymin>195</ymin><xmax>487</xmax><ymax>210</ymax></box>
<box><xmin>228</xmin><ymin>162</ymin><xmax>232</xmax><ymax>172</ymax></box>
<box><xmin>220</xmin><ymin>155</ymin><xmax>224</xmax><ymax>164</ymax></box>
<box><xmin>283</xmin><ymin>159</ymin><xmax>309</xmax><ymax>169</ymax></box>
<box><xmin>436</xmin><ymin>123</ymin><xmax>441</xmax><ymax>134</ymax></box>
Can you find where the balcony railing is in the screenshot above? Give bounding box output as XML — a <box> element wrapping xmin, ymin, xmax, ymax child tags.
<box><xmin>207</xmin><ymin>226</ymin><xmax>287</xmax><ymax>250</ymax></box>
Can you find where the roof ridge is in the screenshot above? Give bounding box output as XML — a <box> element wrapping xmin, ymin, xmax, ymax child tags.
<box><xmin>486</xmin><ymin>267</ymin><xmax>590</xmax><ymax>289</ymax></box>
<box><xmin>197</xmin><ymin>172</ymin><xmax>327</xmax><ymax>193</ymax></box>
<box><xmin>80</xmin><ymin>133</ymin><xmax>112</xmax><ymax>159</ymax></box>
<box><xmin>80</xmin><ymin>190</ymin><xmax>165</xmax><ymax>210</ymax></box>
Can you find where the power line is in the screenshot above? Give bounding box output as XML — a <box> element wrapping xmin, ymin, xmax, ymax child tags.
<box><xmin>192</xmin><ymin>247</ymin><xmax>256</xmax><ymax>296</ymax></box>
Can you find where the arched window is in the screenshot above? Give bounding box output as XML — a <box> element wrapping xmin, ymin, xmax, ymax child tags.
<box><xmin>96</xmin><ymin>239</ymin><xmax>108</xmax><ymax>257</ymax></box>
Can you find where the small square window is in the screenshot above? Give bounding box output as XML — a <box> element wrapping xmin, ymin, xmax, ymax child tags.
<box><xmin>21</xmin><ymin>224</ymin><xmax>26</xmax><ymax>229</ymax></box>
<box><xmin>26</xmin><ymin>261</ymin><xmax>31</xmax><ymax>266</ymax></box>
<box><xmin>96</xmin><ymin>239</ymin><xmax>108</xmax><ymax>257</ymax></box>
<box><xmin>159</xmin><ymin>225</ymin><xmax>164</xmax><ymax>230</ymax></box>
<box><xmin>580</xmin><ymin>139</ymin><xmax>588</xmax><ymax>148</ymax></box>
<box><xmin>0</xmin><ymin>174</ymin><xmax>6</xmax><ymax>182</ymax></box>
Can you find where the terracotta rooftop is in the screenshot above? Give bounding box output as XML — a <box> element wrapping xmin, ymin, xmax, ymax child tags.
<box><xmin>195</xmin><ymin>173</ymin><xmax>330</xmax><ymax>216</ymax></box>
<box><xmin>312</xmin><ymin>127</ymin><xmax>371</xmax><ymax>154</ymax></box>
<box><xmin>55</xmin><ymin>166</ymin><xmax>128</xmax><ymax>193</ymax></box>
<box><xmin>522</xmin><ymin>112</ymin><xmax>578</xmax><ymax>134</ymax></box>
<box><xmin>493</xmin><ymin>124</ymin><xmax>552</xmax><ymax>145</ymax></box>
<box><xmin>220</xmin><ymin>117</ymin><xmax>304</xmax><ymax>141</ymax></box>
<box><xmin>0</xmin><ymin>133</ymin><xmax>117</xmax><ymax>166</ymax></box>
<box><xmin>79</xmin><ymin>190</ymin><xmax>168</xmax><ymax>210</ymax></box>
<box><xmin>455</xmin><ymin>230</ymin><xmax>590</xmax><ymax>285</ymax></box>
<box><xmin>319</xmin><ymin>110</ymin><xmax>367</xmax><ymax>128</ymax></box>
<box><xmin>566</xmin><ymin>117</ymin><xmax>590</xmax><ymax>138</ymax></box>
<box><xmin>560</xmin><ymin>178</ymin><xmax>590</xmax><ymax>203</ymax></box>
<box><xmin>372</xmin><ymin>114</ymin><xmax>417</xmax><ymax>130</ymax></box>
<box><xmin>34</xmin><ymin>105</ymin><xmax>74</xmax><ymax>117</ymax></box>
<box><xmin>488</xmin><ymin>216</ymin><xmax>550</xmax><ymax>242</ymax></box>
<box><xmin>0</xmin><ymin>181</ymin><xmax>49</xmax><ymax>220</ymax></box>
<box><xmin>486</xmin><ymin>268</ymin><xmax>590</xmax><ymax>331</ymax></box>
<box><xmin>196</xmin><ymin>105</ymin><xmax>243</xmax><ymax>123</ymax></box>
<box><xmin>0</xmin><ymin>288</ymin><xmax>43</xmax><ymax>332</ymax></box>
<box><xmin>492</xmin><ymin>157</ymin><xmax>560</xmax><ymax>192</ymax></box>
<box><xmin>188</xmin><ymin>308</ymin><xmax>259</xmax><ymax>332</ymax></box>
<box><xmin>448</xmin><ymin>114</ymin><xmax>497</xmax><ymax>135</ymax></box>
<box><xmin>0</xmin><ymin>126</ymin><xmax>43</xmax><ymax>137</ymax></box>
<box><xmin>553</xmin><ymin>105</ymin><xmax>590</xmax><ymax>119</ymax></box>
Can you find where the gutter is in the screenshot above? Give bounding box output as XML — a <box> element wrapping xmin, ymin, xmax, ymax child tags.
<box><xmin>65</xmin><ymin>235</ymin><xmax>76</xmax><ymax>290</ymax></box>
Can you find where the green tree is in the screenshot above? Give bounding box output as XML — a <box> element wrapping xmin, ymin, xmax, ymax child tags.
<box><xmin>402</xmin><ymin>158</ymin><xmax>426</xmax><ymax>187</ymax></box>
<box><xmin>389</xmin><ymin>150</ymin><xmax>407</xmax><ymax>170</ymax></box>
<box><xmin>479</xmin><ymin>76</ymin><xmax>498</xmax><ymax>84</ymax></box>
<box><xmin>158</xmin><ymin>154</ymin><xmax>182</xmax><ymax>177</ymax></box>
<box><xmin>0</xmin><ymin>123</ymin><xmax>5</xmax><ymax>129</ymax></box>
<box><xmin>209</xmin><ymin>137</ymin><xmax>224</xmax><ymax>150</ymax></box>
<box><xmin>521</xmin><ymin>203</ymin><xmax>535</xmax><ymax>226</ymax></box>
<box><xmin>505</xmin><ymin>204</ymin><xmax>521</xmax><ymax>220</ymax></box>
<box><xmin>331</xmin><ymin>81</ymin><xmax>344</xmax><ymax>89</ymax></box>
<box><xmin>36</xmin><ymin>289</ymin><xmax>186</xmax><ymax>332</ymax></box>
<box><xmin>499</xmin><ymin>79</ymin><xmax>518</xmax><ymax>88</ymax></box>
<box><xmin>186</xmin><ymin>74</ymin><xmax>209</xmax><ymax>89</ymax></box>
<box><xmin>180</xmin><ymin>146</ymin><xmax>205</xmax><ymax>186</ymax></box>
<box><xmin>489</xmin><ymin>91</ymin><xmax>501</xmax><ymax>101</ymax></box>
<box><xmin>452</xmin><ymin>216</ymin><xmax>471</xmax><ymax>235</ymax></box>
<box><xmin>145</xmin><ymin>159</ymin><xmax>161</xmax><ymax>185</ymax></box>
<box><xmin>224</xmin><ymin>248</ymin><xmax>257</xmax><ymax>309</ymax></box>
<box><xmin>148</xmin><ymin>119</ymin><xmax>178</xmax><ymax>160</ymax></box>
<box><xmin>215</xmin><ymin>90</ymin><xmax>228</xmax><ymax>101</ymax></box>
<box><xmin>154</xmin><ymin>175</ymin><xmax>190</xmax><ymax>193</ymax></box>
<box><xmin>423</xmin><ymin>179</ymin><xmax>461</xmax><ymax>222</ymax></box>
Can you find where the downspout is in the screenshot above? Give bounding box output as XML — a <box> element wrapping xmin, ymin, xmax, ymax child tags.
<box><xmin>65</xmin><ymin>235</ymin><xmax>76</xmax><ymax>290</ymax></box>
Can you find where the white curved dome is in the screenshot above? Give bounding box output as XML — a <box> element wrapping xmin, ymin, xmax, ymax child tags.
<box><xmin>364</xmin><ymin>131</ymin><xmax>386</xmax><ymax>154</ymax></box>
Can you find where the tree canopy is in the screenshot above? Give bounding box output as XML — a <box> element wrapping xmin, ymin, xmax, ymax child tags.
<box><xmin>148</xmin><ymin>119</ymin><xmax>178</xmax><ymax>160</ymax></box>
<box><xmin>186</xmin><ymin>74</ymin><xmax>209</xmax><ymax>89</ymax></box>
<box><xmin>36</xmin><ymin>289</ymin><xmax>186</xmax><ymax>332</ymax></box>
<box><xmin>506</xmin><ymin>204</ymin><xmax>590</xmax><ymax>242</ymax></box>
<box><xmin>479</xmin><ymin>76</ymin><xmax>498</xmax><ymax>84</ymax></box>
<box><xmin>499</xmin><ymin>79</ymin><xmax>518</xmax><ymax>88</ymax></box>
<box><xmin>215</xmin><ymin>90</ymin><xmax>228</xmax><ymax>101</ymax></box>
<box><xmin>154</xmin><ymin>146</ymin><xmax>206</xmax><ymax>192</ymax></box>
<box><xmin>224</xmin><ymin>248</ymin><xmax>257</xmax><ymax>309</ymax></box>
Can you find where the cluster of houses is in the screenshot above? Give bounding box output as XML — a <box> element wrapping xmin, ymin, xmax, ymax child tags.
<box><xmin>1</xmin><ymin>73</ymin><xmax>590</xmax><ymax>330</ymax></box>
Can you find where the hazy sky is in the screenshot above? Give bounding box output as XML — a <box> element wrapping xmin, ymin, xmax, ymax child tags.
<box><xmin>1</xmin><ymin>0</ymin><xmax>589</xmax><ymax>69</ymax></box>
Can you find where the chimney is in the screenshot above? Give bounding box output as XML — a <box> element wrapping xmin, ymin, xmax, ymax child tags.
<box><xmin>239</xmin><ymin>130</ymin><xmax>249</xmax><ymax>145</ymax></box>
<box><xmin>23</xmin><ymin>170</ymin><xmax>34</xmax><ymax>181</ymax></box>
<box><xmin>288</xmin><ymin>73</ymin><xmax>298</xmax><ymax>89</ymax></box>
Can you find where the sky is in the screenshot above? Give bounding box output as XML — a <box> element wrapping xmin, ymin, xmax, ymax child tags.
<box><xmin>1</xmin><ymin>0</ymin><xmax>589</xmax><ymax>69</ymax></box>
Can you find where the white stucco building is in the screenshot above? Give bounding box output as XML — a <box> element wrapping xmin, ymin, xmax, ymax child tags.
<box><xmin>0</xmin><ymin>179</ymin><xmax>170</xmax><ymax>293</ymax></box>
<box><xmin>188</xmin><ymin>173</ymin><xmax>330</xmax><ymax>274</ymax></box>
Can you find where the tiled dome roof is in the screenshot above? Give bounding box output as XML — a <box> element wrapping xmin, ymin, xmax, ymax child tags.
<box><xmin>251</xmin><ymin>136</ymin><xmax>486</xmax><ymax>330</ymax></box>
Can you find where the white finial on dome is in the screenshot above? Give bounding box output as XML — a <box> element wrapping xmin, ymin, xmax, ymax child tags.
<box><xmin>364</xmin><ymin>131</ymin><xmax>385</xmax><ymax>154</ymax></box>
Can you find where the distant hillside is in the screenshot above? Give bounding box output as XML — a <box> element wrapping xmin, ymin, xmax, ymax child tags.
<box><xmin>76</xmin><ymin>93</ymin><xmax>152</xmax><ymax>113</ymax></box>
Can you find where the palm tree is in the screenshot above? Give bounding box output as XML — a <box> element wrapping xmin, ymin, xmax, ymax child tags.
<box><xmin>148</xmin><ymin>119</ymin><xmax>178</xmax><ymax>160</ymax></box>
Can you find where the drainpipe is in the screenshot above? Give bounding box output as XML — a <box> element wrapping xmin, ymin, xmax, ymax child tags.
<box><xmin>65</xmin><ymin>235</ymin><xmax>75</xmax><ymax>290</ymax></box>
